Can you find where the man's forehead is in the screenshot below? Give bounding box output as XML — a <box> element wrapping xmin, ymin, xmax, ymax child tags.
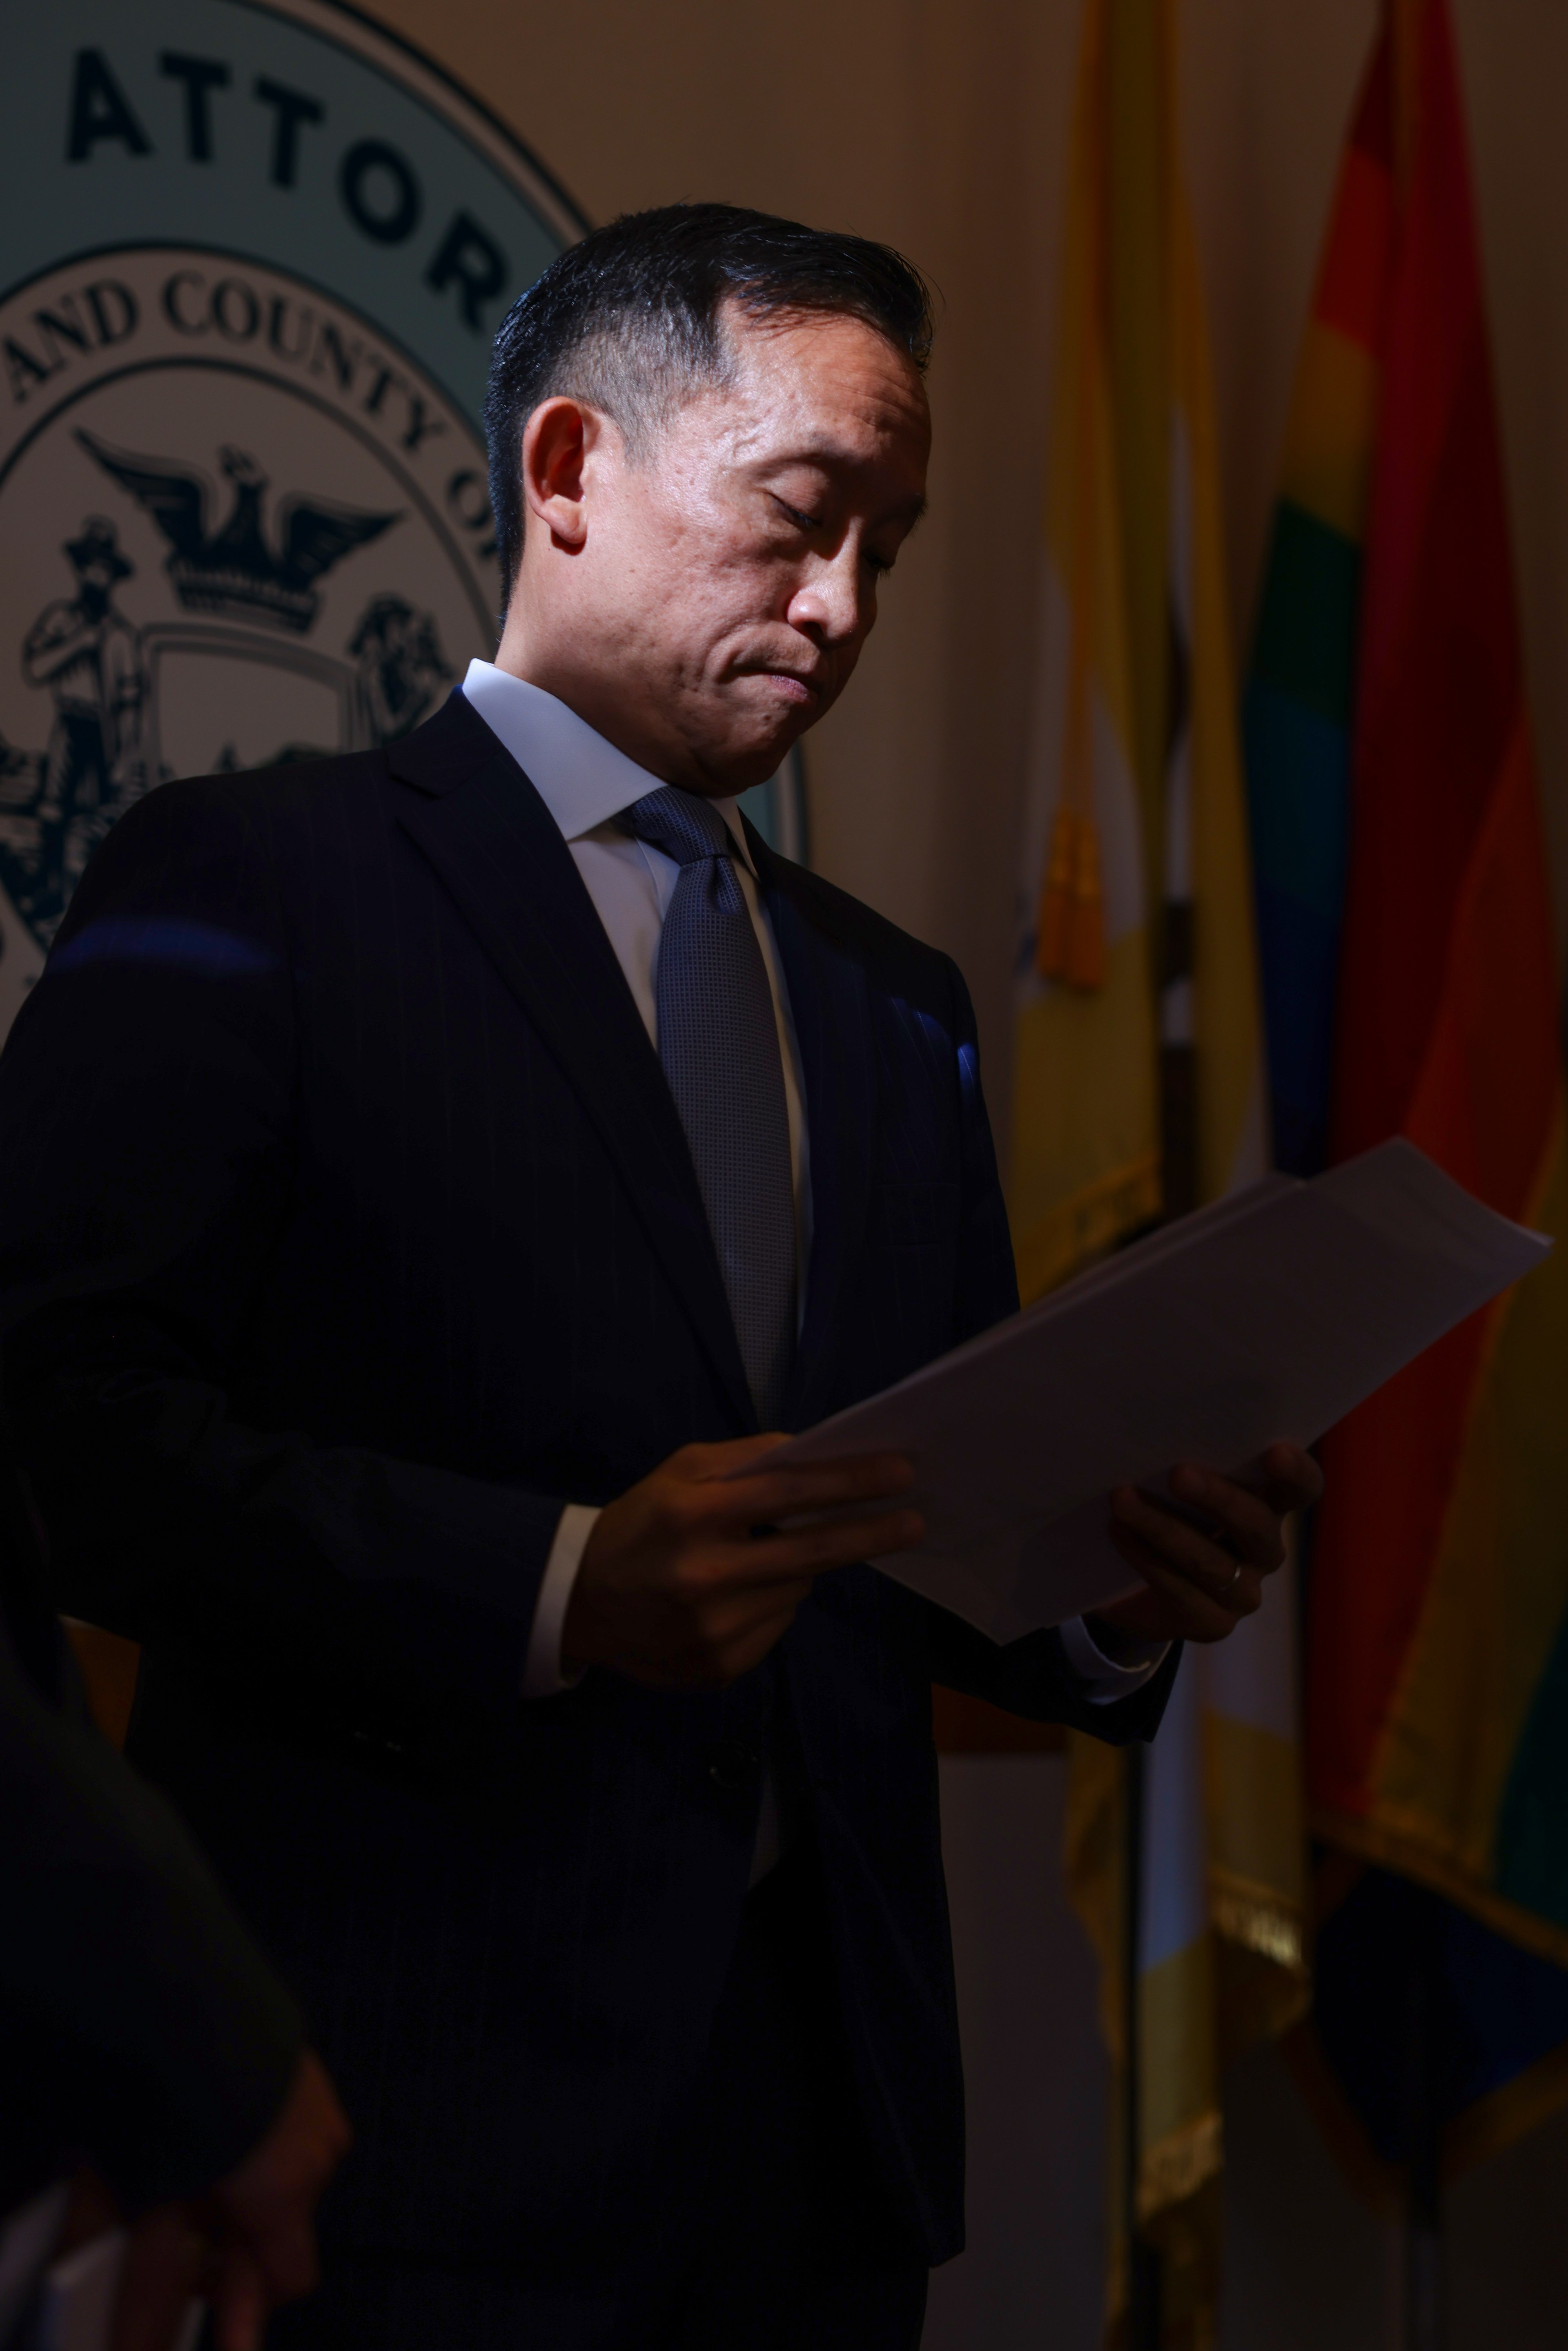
<box><xmin>728</xmin><ymin>304</ymin><xmax>924</xmax><ymax>393</ymax></box>
<box><xmin>713</xmin><ymin>309</ymin><xmax>930</xmax><ymax>471</ymax></box>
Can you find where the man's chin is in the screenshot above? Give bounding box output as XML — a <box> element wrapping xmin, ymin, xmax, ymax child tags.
<box><xmin>687</xmin><ymin>725</ymin><xmax>809</xmax><ymax>800</ymax></box>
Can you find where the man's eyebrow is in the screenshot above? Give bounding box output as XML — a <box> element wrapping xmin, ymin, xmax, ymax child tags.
<box><xmin>753</xmin><ymin>444</ymin><xmax>927</xmax><ymax>506</ymax></box>
<box><xmin>750</xmin><ymin>449</ymin><xmax>927</xmax><ymax>533</ymax></box>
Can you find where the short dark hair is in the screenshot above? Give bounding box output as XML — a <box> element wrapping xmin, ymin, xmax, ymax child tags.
<box><xmin>483</xmin><ymin>202</ymin><xmax>934</xmax><ymax>616</ymax></box>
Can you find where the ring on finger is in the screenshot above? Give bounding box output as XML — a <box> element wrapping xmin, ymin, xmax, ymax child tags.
<box><xmin>1218</xmin><ymin>1560</ymin><xmax>1244</xmax><ymax>1607</ymax></box>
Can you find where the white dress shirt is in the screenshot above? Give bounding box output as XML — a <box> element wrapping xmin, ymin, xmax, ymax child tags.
<box><xmin>460</xmin><ymin>658</ymin><xmax>1167</xmax><ymax>1710</ymax></box>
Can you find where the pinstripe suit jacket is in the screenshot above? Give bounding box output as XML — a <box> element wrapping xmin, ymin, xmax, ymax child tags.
<box><xmin>0</xmin><ymin>688</ymin><xmax>1173</xmax><ymax>2280</ymax></box>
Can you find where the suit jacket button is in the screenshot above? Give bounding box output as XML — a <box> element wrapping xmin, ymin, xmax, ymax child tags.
<box><xmin>708</xmin><ymin>1741</ymin><xmax>759</xmax><ymax>1790</ymax></box>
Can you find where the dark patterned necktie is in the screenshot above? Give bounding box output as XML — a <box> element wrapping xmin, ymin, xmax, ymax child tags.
<box><xmin>615</xmin><ymin>787</ymin><xmax>795</xmax><ymax>1425</ymax></box>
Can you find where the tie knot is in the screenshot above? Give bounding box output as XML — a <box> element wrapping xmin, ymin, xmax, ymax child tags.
<box><xmin>615</xmin><ymin>786</ymin><xmax>735</xmax><ymax>868</ymax></box>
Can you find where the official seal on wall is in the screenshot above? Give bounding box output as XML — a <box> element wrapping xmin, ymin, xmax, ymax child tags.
<box><xmin>0</xmin><ymin>0</ymin><xmax>581</xmax><ymax>1036</ymax></box>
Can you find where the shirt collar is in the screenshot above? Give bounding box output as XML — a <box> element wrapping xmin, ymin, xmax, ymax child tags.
<box><xmin>461</xmin><ymin>659</ymin><xmax>753</xmax><ymax>872</ymax></box>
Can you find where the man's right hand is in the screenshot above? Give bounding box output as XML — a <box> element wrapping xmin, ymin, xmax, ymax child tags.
<box><xmin>110</xmin><ymin>2049</ymin><xmax>350</xmax><ymax>2351</ymax></box>
<box><xmin>563</xmin><ymin>1435</ymin><xmax>921</xmax><ymax>1690</ymax></box>
<box><xmin>203</xmin><ymin>2048</ymin><xmax>350</xmax><ymax>2344</ymax></box>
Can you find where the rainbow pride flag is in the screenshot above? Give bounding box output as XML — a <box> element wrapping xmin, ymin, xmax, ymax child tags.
<box><xmin>1245</xmin><ymin>0</ymin><xmax>1568</xmax><ymax>2164</ymax></box>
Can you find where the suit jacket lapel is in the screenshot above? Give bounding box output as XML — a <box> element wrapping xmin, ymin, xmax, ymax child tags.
<box><xmin>389</xmin><ymin>694</ymin><xmax>755</xmax><ymax>1430</ymax></box>
<box><xmin>748</xmin><ymin>826</ymin><xmax>877</xmax><ymax>1430</ymax></box>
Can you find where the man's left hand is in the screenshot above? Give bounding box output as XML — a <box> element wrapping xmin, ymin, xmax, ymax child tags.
<box><xmin>1087</xmin><ymin>1442</ymin><xmax>1323</xmax><ymax>1651</ymax></box>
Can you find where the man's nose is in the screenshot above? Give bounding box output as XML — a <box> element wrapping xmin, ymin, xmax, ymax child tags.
<box><xmin>786</xmin><ymin>548</ymin><xmax>870</xmax><ymax>646</ymax></box>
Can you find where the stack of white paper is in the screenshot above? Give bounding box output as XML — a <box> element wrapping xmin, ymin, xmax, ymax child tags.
<box><xmin>763</xmin><ymin>1139</ymin><xmax>1550</xmax><ymax>1642</ymax></box>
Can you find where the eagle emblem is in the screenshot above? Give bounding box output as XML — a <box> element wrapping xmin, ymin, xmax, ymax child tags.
<box><xmin>76</xmin><ymin>430</ymin><xmax>402</xmax><ymax>634</ymax></box>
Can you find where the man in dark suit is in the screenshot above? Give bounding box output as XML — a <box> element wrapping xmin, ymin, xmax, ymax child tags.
<box><xmin>0</xmin><ymin>205</ymin><xmax>1319</xmax><ymax>2347</ymax></box>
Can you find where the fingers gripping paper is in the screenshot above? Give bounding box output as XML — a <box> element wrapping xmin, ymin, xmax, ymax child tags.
<box><xmin>760</xmin><ymin>1141</ymin><xmax>1550</xmax><ymax>1642</ymax></box>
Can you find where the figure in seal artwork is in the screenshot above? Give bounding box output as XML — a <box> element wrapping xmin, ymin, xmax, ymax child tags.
<box><xmin>22</xmin><ymin>516</ymin><xmax>147</xmax><ymax>880</ymax></box>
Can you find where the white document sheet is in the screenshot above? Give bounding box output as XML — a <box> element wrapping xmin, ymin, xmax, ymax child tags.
<box><xmin>759</xmin><ymin>1139</ymin><xmax>1551</xmax><ymax>1643</ymax></box>
<box><xmin>26</xmin><ymin>2228</ymin><xmax>203</xmax><ymax>2351</ymax></box>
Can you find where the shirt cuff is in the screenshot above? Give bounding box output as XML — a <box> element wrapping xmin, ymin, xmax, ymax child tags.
<box><xmin>1058</xmin><ymin>1613</ymin><xmax>1170</xmax><ymax>1707</ymax></box>
<box><xmin>522</xmin><ymin>1504</ymin><xmax>601</xmax><ymax>1697</ymax></box>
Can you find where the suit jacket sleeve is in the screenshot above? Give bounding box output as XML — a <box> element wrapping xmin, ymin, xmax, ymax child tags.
<box><xmin>921</xmin><ymin>956</ymin><xmax>1178</xmax><ymax>1746</ymax></box>
<box><xmin>0</xmin><ymin>1608</ymin><xmax>302</xmax><ymax>2210</ymax></box>
<box><xmin>0</xmin><ymin>781</ymin><xmax>567</xmax><ymax>1746</ymax></box>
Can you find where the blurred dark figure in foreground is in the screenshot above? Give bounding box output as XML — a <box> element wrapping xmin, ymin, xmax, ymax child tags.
<box><xmin>0</xmin><ymin>1436</ymin><xmax>348</xmax><ymax>2350</ymax></box>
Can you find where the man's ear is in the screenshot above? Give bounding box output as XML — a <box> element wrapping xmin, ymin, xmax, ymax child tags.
<box><xmin>521</xmin><ymin>396</ymin><xmax>608</xmax><ymax>552</ymax></box>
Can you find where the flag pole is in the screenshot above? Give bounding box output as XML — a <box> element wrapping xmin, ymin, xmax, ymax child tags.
<box><xmin>1403</xmin><ymin>1954</ymin><xmax>1443</xmax><ymax>2351</ymax></box>
<box><xmin>1121</xmin><ymin>656</ymin><xmax>1196</xmax><ymax>2348</ymax></box>
<box><xmin>1124</xmin><ymin>1738</ymin><xmax>1161</xmax><ymax>2349</ymax></box>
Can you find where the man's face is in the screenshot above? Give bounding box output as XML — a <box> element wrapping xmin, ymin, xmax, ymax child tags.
<box><xmin>518</xmin><ymin>306</ymin><xmax>931</xmax><ymax>797</ymax></box>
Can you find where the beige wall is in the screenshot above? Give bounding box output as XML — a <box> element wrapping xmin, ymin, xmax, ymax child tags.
<box><xmin>373</xmin><ymin>0</ymin><xmax>1568</xmax><ymax>1145</ymax></box>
